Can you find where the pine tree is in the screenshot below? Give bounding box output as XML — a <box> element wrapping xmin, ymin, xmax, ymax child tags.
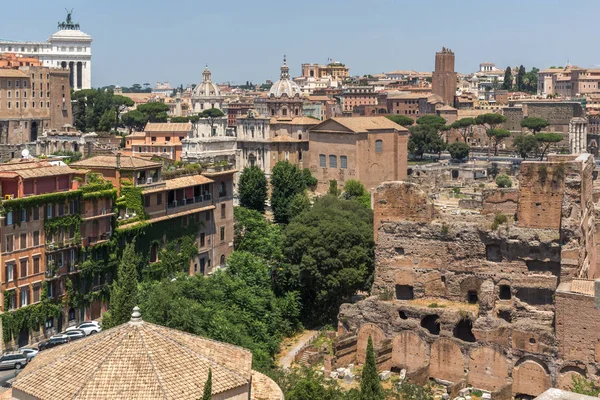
<box><xmin>202</xmin><ymin>368</ymin><xmax>212</xmax><ymax>400</ymax></box>
<box><xmin>360</xmin><ymin>336</ymin><xmax>384</xmax><ymax>400</ymax></box>
<box><xmin>517</xmin><ymin>65</ymin><xmax>526</xmax><ymax>91</ymax></box>
<box><xmin>102</xmin><ymin>240</ymin><xmax>139</xmax><ymax>329</ymax></box>
<box><xmin>502</xmin><ymin>66</ymin><xmax>512</xmax><ymax>90</ymax></box>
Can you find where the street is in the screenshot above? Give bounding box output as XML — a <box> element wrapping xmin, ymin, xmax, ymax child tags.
<box><xmin>0</xmin><ymin>367</ymin><xmax>21</xmax><ymax>387</ymax></box>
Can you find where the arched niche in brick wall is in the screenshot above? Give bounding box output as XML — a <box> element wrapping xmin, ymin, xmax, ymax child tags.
<box><xmin>391</xmin><ymin>331</ymin><xmax>428</xmax><ymax>372</ymax></box>
<box><xmin>468</xmin><ymin>346</ymin><xmax>510</xmax><ymax>391</ymax></box>
<box><xmin>356</xmin><ymin>323</ymin><xmax>386</xmax><ymax>364</ymax></box>
<box><xmin>512</xmin><ymin>358</ymin><xmax>551</xmax><ymax>397</ymax></box>
<box><xmin>557</xmin><ymin>365</ymin><xmax>587</xmax><ymax>390</ymax></box>
<box><xmin>429</xmin><ymin>338</ymin><xmax>465</xmax><ymax>383</ymax></box>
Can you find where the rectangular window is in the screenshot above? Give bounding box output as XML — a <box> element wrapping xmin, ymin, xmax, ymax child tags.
<box><xmin>340</xmin><ymin>155</ymin><xmax>348</xmax><ymax>169</ymax></box>
<box><xmin>20</xmin><ymin>233</ymin><xmax>26</xmax><ymax>250</ymax></box>
<box><xmin>33</xmin><ymin>286</ymin><xmax>40</xmax><ymax>303</ymax></box>
<box><xmin>20</xmin><ymin>259</ymin><xmax>27</xmax><ymax>278</ymax></box>
<box><xmin>33</xmin><ymin>231</ymin><xmax>40</xmax><ymax>246</ymax></box>
<box><xmin>144</xmin><ymin>195</ymin><xmax>150</xmax><ymax>207</ymax></box>
<box><xmin>200</xmin><ymin>232</ymin><xmax>206</xmax><ymax>247</ymax></box>
<box><xmin>33</xmin><ymin>207</ymin><xmax>39</xmax><ymax>220</ymax></box>
<box><xmin>58</xmin><ymin>203</ymin><xmax>64</xmax><ymax>216</ymax></box>
<box><xmin>33</xmin><ymin>257</ymin><xmax>40</xmax><ymax>274</ymax></box>
<box><xmin>47</xmin><ymin>205</ymin><xmax>53</xmax><ymax>219</ymax></box>
<box><xmin>21</xmin><ymin>288</ymin><xmax>29</xmax><ymax>307</ymax></box>
<box><xmin>6</xmin><ymin>264</ymin><xmax>14</xmax><ymax>282</ymax></box>
<box><xmin>329</xmin><ymin>155</ymin><xmax>337</xmax><ymax>168</ymax></box>
<box><xmin>6</xmin><ymin>211</ymin><xmax>12</xmax><ymax>225</ymax></box>
<box><xmin>205</xmin><ymin>211</ymin><xmax>211</xmax><ymax>221</ymax></box>
<box><xmin>375</xmin><ymin>139</ymin><xmax>383</xmax><ymax>153</ymax></box>
<box><xmin>156</xmin><ymin>194</ymin><xmax>162</xmax><ymax>205</ymax></box>
<box><xmin>220</xmin><ymin>227</ymin><xmax>225</xmax><ymax>242</ymax></box>
<box><xmin>319</xmin><ymin>154</ymin><xmax>326</xmax><ymax>167</ymax></box>
<box><xmin>6</xmin><ymin>235</ymin><xmax>13</xmax><ymax>252</ymax></box>
<box><xmin>221</xmin><ymin>204</ymin><xmax>226</xmax><ymax>219</ymax></box>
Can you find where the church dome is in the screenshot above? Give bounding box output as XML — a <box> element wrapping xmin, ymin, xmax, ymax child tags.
<box><xmin>269</xmin><ymin>56</ymin><xmax>301</xmax><ymax>98</ymax></box>
<box><xmin>193</xmin><ymin>66</ymin><xmax>221</xmax><ymax>98</ymax></box>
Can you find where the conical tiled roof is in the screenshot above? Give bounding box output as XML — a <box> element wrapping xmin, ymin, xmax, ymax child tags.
<box><xmin>12</xmin><ymin>308</ymin><xmax>254</xmax><ymax>399</ymax></box>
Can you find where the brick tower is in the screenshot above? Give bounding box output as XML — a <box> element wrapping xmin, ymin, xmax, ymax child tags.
<box><xmin>432</xmin><ymin>47</ymin><xmax>457</xmax><ymax>106</ymax></box>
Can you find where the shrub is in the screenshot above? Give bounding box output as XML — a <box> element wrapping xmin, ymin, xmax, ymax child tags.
<box><xmin>495</xmin><ymin>174</ymin><xmax>512</xmax><ymax>188</ymax></box>
<box><xmin>491</xmin><ymin>213</ymin><xmax>508</xmax><ymax>230</ymax></box>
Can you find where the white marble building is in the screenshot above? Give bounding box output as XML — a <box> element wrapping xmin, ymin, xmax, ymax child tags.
<box><xmin>0</xmin><ymin>11</ymin><xmax>92</xmax><ymax>90</ymax></box>
<box><xmin>192</xmin><ymin>67</ymin><xmax>223</xmax><ymax>112</ymax></box>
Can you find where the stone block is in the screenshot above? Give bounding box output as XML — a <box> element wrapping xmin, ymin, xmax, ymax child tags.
<box><xmin>347</xmin><ymin>363</ymin><xmax>354</xmax><ymax>371</ymax></box>
<box><xmin>344</xmin><ymin>372</ymin><xmax>355</xmax><ymax>384</ymax></box>
<box><xmin>330</xmin><ymin>371</ymin><xmax>338</xmax><ymax>379</ymax></box>
<box><xmin>459</xmin><ymin>388</ymin><xmax>471</xmax><ymax>397</ymax></box>
<box><xmin>482</xmin><ymin>394</ymin><xmax>491</xmax><ymax>400</ymax></box>
<box><xmin>379</xmin><ymin>370</ymin><xmax>391</xmax><ymax>381</ymax></box>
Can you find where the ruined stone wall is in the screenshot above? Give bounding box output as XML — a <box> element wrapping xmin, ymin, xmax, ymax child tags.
<box><xmin>503</xmin><ymin>107</ymin><xmax>524</xmax><ymax>131</ymax></box>
<box><xmin>336</xmin><ymin>156</ymin><xmax>599</xmax><ymax>397</ymax></box>
<box><xmin>523</xmin><ymin>103</ymin><xmax>584</xmax><ymax>134</ymax></box>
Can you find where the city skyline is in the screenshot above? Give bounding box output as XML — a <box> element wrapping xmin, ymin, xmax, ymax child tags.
<box><xmin>2</xmin><ymin>0</ymin><xmax>599</xmax><ymax>87</ymax></box>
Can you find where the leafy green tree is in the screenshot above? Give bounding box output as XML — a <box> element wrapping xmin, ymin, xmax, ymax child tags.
<box><xmin>98</xmin><ymin>109</ymin><xmax>116</xmax><ymax>132</ymax></box>
<box><xmin>408</xmin><ymin>125</ymin><xmax>444</xmax><ymax>159</ymax></box>
<box><xmin>238</xmin><ymin>166</ymin><xmax>268</xmax><ymax>212</ymax></box>
<box><xmin>521</xmin><ymin>117</ymin><xmax>550</xmax><ymax>134</ymax></box>
<box><xmin>343</xmin><ymin>180</ymin><xmax>370</xmax><ymax>208</ymax></box>
<box><xmin>495</xmin><ymin>174</ymin><xmax>512</xmax><ymax>188</ymax></box>
<box><xmin>201</xmin><ymin>369</ymin><xmax>212</xmax><ymax>400</ymax></box>
<box><xmin>288</xmin><ymin>192</ymin><xmax>310</xmax><ymax>220</ymax></box>
<box><xmin>279</xmin><ymin>196</ymin><xmax>374</xmax><ymax>325</ymax></box>
<box><xmin>385</xmin><ymin>115</ymin><xmax>414</xmax><ymax>127</ymax></box>
<box><xmin>447</xmin><ymin>142</ymin><xmax>470</xmax><ymax>160</ymax></box>
<box><xmin>271</xmin><ymin>161</ymin><xmax>306</xmax><ymax>224</ymax></box>
<box><xmin>502</xmin><ymin>66</ymin><xmax>513</xmax><ymax>90</ymax></box>
<box><xmin>139</xmin><ymin>251</ymin><xmax>301</xmax><ymax>371</ymax></box>
<box><xmin>513</xmin><ymin>134</ymin><xmax>539</xmax><ymax>158</ymax></box>
<box><xmin>523</xmin><ymin>67</ymin><xmax>539</xmax><ymax>94</ymax></box>
<box><xmin>233</xmin><ymin>207</ymin><xmax>283</xmax><ymax>263</ymax></box>
<box><xmin>486</xmin><ymin>128</ymin><xmax>511</xmax><ymax>156</ymax></box>
<box><xmin>302</xmin><ymin>168</ymin><xmax>318</xmax><ymax>189</ymax></box>
<box><xmin>516</xmin><ymin>65</ymin><xmax>526</xmax><ymax>91</ymax></box>
<box><xmin>271</xmin><ymin>367</ymin><xmax>351</xmax><ymax>400</ymax></box>
<box><xmin>571</xmin><ymin>375</ymin><xmax>600</xmax><ymax>396</ymax></box>
<box><xmin>416</xmin><ymin>115</ymin><xmax>446</xmax><ymax>128</ymax></box>
<box><xmin>199</xmin><ymin>108</ymin><xmax>226</xmax><ymax>134</ymax></box>
<box><xmin>360</xmin><ymin>336</ymin><xmax>384</xmax><ymax>400</ymax></box>
<box><xmin>121</xmin><ymin>109</ymin><xmax>148</xmax><ymax>133</ymax></box>
<box><xmin>475</xmin><ymin>113</ymin><xmax>507</xmax><ymax>130</ymax></box>
<box><xmin>397</xmin><ymin>382</ymin><xmax>434</xmax><ymax>400</ymax></box>
<box><xmin>103</xmin><ymin>240</ymin><xmax>140</xmax><ymax>329</ymax></box>
<box><xmin>112</xmin><ymin>95</ymin><xmax>135</xmax><ymax>131</ymax></box>
<box><xmin>535</xmin><ymin>132</ymin><xmax>563</xmax><ymax>160</ymax></box>
<box><xmin>137</xmin><ymin>102</ymin><xmax>170</xmax><ymax>122</ymax></box>
<box><xmin>450</xmin><ymin>117</ymin><xmax>475</xmax><ymax>142</ymax></box>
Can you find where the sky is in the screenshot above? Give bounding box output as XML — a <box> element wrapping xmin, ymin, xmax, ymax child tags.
<box><xmin>1</xmin><ymin>0</ymin><xmax>599</xmax><ymax>88</ymax></box>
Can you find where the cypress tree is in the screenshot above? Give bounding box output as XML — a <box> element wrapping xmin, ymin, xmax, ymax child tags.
<box><xmin>102</xmin><ymin>240</ymin><xmax>139</xmax><ymax>328</ymax></box>
<box><xmin>202</xmin><ymin>368</ymin><xmax>212</xmax><ymax>400</ymax></box>
<box><xmin>502</xmin><ymin>66</ymin><xmax>512</xmax><ymax>90</ymax></box>
<box><xmin>360</xmin><ymin>336</ymin><xmax>384</xmax><ymax>400</ymax></box>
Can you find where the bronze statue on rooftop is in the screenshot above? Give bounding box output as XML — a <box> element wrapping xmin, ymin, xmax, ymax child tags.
<box><xmin>57</xmin><ymin>8</ymin><xmax>80</xmax><ymax>30</ymax></box>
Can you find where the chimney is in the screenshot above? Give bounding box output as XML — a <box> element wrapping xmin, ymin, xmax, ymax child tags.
<box><xmin>116</xmin><ymin>152</ymin><xmax>121</xmax><ymax>169</ymax></box>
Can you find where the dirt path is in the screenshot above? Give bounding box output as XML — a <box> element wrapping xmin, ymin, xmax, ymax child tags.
<box><xmin>277</xmin><ymin>330</ymin><xmax>318</xmax><ymax>369</ymax></box>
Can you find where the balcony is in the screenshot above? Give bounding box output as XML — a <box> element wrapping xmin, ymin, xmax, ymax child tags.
<box><xmin>167</xmin><ymin>194</ymin><xmax>212</xmax><ymax>213</ymax></box>
<box><xmin>81</xmin><ymin>208</ymin><xmax>116</xmax><ymax>220</ymax></box>
<box><xmin>84</xmin><ymin>232</ymin><xmax>111</xmax><ymax>247</ymax></box>
<box><xmin>46</xmin><ymin>238</ymin><xmax>80</xmax><ymax>252</ymax></box>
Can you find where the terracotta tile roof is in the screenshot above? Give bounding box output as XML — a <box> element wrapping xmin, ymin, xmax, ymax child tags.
<box><xmin>315</xmin><ymin>116</ymin><xmax>408</xmax><ymax>133</ymax></box>
<box><xmin>71</xmin><ymin>155</ymin><xmax>162</xmax><ymax>170</ymax></box>
<box><xmin>251</xmin><ymin>371</ymin><xmax>284</xmax><ymax>400</ymax></box>
<box><xmin>0</xmin><ymin>69</ymin><xmax>28</xmax><ymax>78</ymax></box>
<box><xmin>143</xmin><ymin>174</ymin><xmax>214</xmax><ymax>194</ymax></box>
<box><xmin>288</xmin><ymin>116</ymin><xmax>320</xmax><ymax>125</ymax></box>
<box><xmin>13</xmin><ymin>315</ymin><xmax>253</xmax><ymax>399</ymax></box>
<box><xmin>0</xmin><ymin>161</ymin><xmax>78</xmax><ymax>179</ymax></box>
<box><xmin>438</xmin><ymin>105</ymin><xmax>457</xmax><ymax>111</ymax></box>
<box><xmin>145</xmin><ymin>122</ymin><xmax>192</xmax><ymax>133</ymax></box>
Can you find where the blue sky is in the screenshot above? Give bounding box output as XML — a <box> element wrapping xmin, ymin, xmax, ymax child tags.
<box><xmin>1</xmin><ymin>0</ymin><xmax>598</xmax><ymax>87</ymax></box>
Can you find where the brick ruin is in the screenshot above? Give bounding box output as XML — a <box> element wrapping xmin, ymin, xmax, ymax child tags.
<box><xmin>335</xmin><ymin>153</ymin><xmax>600</xmax><ymax>398</ymax></box>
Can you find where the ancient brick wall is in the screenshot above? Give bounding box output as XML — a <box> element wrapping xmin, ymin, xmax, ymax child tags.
<box><xmin>336</xmin><ymin>155</ymin><xmax>599</xmax><ymax>396</ymax></box>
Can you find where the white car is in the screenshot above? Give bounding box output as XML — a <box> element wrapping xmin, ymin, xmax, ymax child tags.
<box><xmin>18</xmin><ymin>348</ymin><xmax>38</xmax><ymax>361</ymax></box>
<box><xmin>66</xmin><ymin>321</ymin><xmax>102</xmax><ymax>336</ymax></box>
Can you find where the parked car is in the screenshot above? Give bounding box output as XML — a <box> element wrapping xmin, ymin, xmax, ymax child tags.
<box><xmin>61</xmin><ymin>329</ymin><xmax>86</xmax><ymax>341</ymax></box>
<box><xmin>38</xmin><ymin>335</ymin><xmax>70</xmax><ymax>351</ymax></box>
<box><xmin>66</xmin><ymin>321</ymin><xmax>101</xmax><ymax>336</ymax></box>
<box><xmin>0</xmin><ymin>353</ymin><xmax>28</xmax><ymax>370</ymax></box>
<box><xmin>18</xmin><ymin>348</ymin><xmax>38</xmax><ymax>361</ymax></box>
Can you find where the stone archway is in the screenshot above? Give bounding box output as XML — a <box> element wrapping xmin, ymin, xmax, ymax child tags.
<box><xmin>429</xmin><ymin>338</ymin><xmax>464</xmax><ymax>383</ymax></box>
<box><xmin>391</xmin><ymin>331</ymin><xmax>428</xmax><ymax>372</ymax></box>
<box><xmin>512</xmin><ymin>358</ymin><xmax>551</xmax><ymax>397</ymax></box>
<box><xmin>356</xmin><ymin>323</ymin><xmax>385</xmax><ymax>364</ymax></box>
<box><xmin>468</xmin><ymin>347</ymin><xmax>509</xmax><ymax>390</ymax></box>
<box><xmin>557</xmin><ymin>365</ymin><xmax>587</xmax><ymax>390</ymax></box>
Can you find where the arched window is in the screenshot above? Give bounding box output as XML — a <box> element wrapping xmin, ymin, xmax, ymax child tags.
<box><xmin>150</xmin><ymin>243</ymin><xmax>158</xmax><ymax>263</ymax></box>
<box><xmin>68</xmin><ymin>307</ymin><xmax>76</xmax><ymax>321</ymax></box>
<box><xmin>375</xmin><ymin>140</ymin><xmax>383</xmax><ymax>153</ymax></box>
<box><xmin>329</xmin><ymin>155</ymin><xmax>337</xmax><ymax>168</ymax></box>
<box><xmin>319</xmin><ymin>154</ymin><xmax>326</xmax><ymax>167</ymax></box>
<box><xmin>219</xmin><ymin>182</ymin><xmax>227</xmax><ymax>197</ymax></box>
<box><xmin>220</xmin><ymin>255</ymin><xmax>226</xmax><ymax>266</ymax></box>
